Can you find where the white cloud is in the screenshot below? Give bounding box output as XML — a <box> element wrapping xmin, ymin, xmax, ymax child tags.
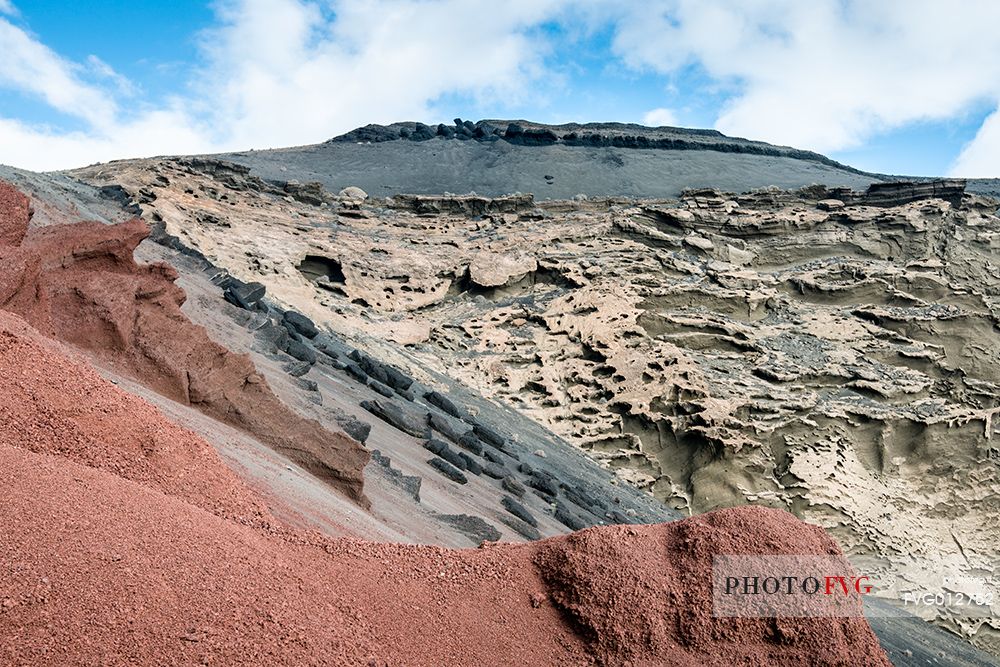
<box><xmin>197</xmin><ymin>0</ymin><xmax>569</xmax><ymax>149</ymax></box>
<box><xmin>0</xmin><ymin>1</ymin><xmax>16</xmax><ymax>16</ymax></box>
<box><xmin>642</xmin><ymin>107</ymin><xmax>678</xmax><ymax>127</ymax></box>
<box><xmin>86</xmin><ymin>55</ymin><xmax>137</xmax><ymax>97</ymax></box>
<box><xmin>0</xmin><ymin>0</ymin><xmax>572</xmax><ymax>170</ymax></box>
<box><xmin>0</xmin><ymin>17</ymin><xmax>117</xmax><ymax>129</ymax></box>
<box><xmin>607</xmin><ymin>0</ymin><xmax>1000</xmax><ymax>169</ymax></box>
<box><xmin>2</xmin><ymin>0</ymin><xmax>1000</xmax><ymax>175</ymax></box>
<box><xmin>951</xmin><ymin>106</ymin><xmax>1000</xmax><ymax>177</ymax></box>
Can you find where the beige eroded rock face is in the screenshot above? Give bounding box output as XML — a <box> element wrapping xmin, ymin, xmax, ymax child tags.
<box><xmin>75</xmin><ymin>158</ymin><xmax>1000</xmax><ymax>652</ymax></box>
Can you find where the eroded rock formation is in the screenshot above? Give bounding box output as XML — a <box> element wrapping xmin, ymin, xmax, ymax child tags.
<box><xmin>73</xmin><ymin>159</ymin><xmax>1000</xmax><ymax>651</ymax></box>
<box><xmin>0</xmin><ymin>179</ymin><xmax>369</xmax><ymax>504</ymax></box>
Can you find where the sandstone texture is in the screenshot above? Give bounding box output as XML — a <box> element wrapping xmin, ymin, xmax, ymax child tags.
<box><xmin>73</xmin><ymin>157</ymin><xmax>1000</xmax><ymax>653</ymax></box>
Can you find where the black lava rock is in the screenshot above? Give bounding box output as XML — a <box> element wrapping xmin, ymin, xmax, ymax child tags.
<box><xmin>424</xmin><ymin>391</ymin><xmax>463</xmax><ymax>418</ymax></box>
<box><xmin>283</xmin><ymin>310</ymin><xmax>319</xmax><ymax>338</ymax></box>
<box><xmin>368</xmin><ymin>379</ymin><xmax>395</xmax><ymax>398</ymax></box>
<box><xmin>528</xmin><ymin>472</ymin><xmax>560</xmax><ymax>498</ymax></box>
<box><xmin>360</xmin><ymin>399</ymin><xmax>430</xmax><ymax>438</ymax></box>
<box><xmin>458</xmin><ymin>453</ymin><xmax>483</xmax><ymax>476</ymax></box>
<box><xmin>428</xmin><ymin>412</ymin><xmax>471</xmax><ymax>444</ymax></box>
<box><xmin>554</xmin><ymin>503</ymin><xmax>587</xmax><ymax>531</ymax></box>
<box><xmin>472</xmin><ymin>422</ymin><xmax>506</xmax><ymax>448</ymax></box>
<box><xmin>336</xmin><ymin>416</ymin><xmax>372</xmax><ymax>444</ymax></box>
<box><xmin>501</xmin><ymin>496</ymin><xmax>537</xmax><ymax>527</ymax></box>
<box><xmin>501</xmin><ymin>476</ymin><xmax>526</xmax><ymax>498</ymax></box>
<box><xmin>256</xmin><ymin>324</ymin><xmax>291</xmax><ymax>354</ymax></box>
<box><xmin>223</xmin><ymin>280</ymin><xmax>266</xmax><ymax>310</ymax></box>
<box><xmin>456</xmin><ymin>432</ymin><xmax>484</xmax><ymax>455</ymax></box>
<box><xmin>283</xmin><ymin>361</ymin><xmax>312</xmax><ymax>377</ymax></box>
<box><xmin>428</xmin><ymin>457</ymin><xmax>468</xmax><ymax>484</ymax></box>
<box><xmin>437</xmin><ymin>514</ymin><xmax>500</xmax><ymax>543</ymax></box>
<box><xmin>285</xmin><ymin>339</ymin><xmax>317</xmax><ymax>364</ymax></box>
<box><xmin>422</xmin><ymin>438</ymin><xmax>449</xmax><ymax>456</ymax></box>
<box><xmin>344</xmin><ymin>363</ymin><xmax>369</xmax><ymax>383</ymax></box>
<box><xmin>410</xmin><ymin>122</ymin><xmax>436</xmax><ymax>141</ymax></box>
<box><xmin>482</xmin><ymin>462</ymin><xmax>506</xmax><ymax>479</ymax></box>
<box><xmin>481</xmin><ymin>448</ymin><xmax>505</xmax><ymax>465</ymax></box>
<box><xmin>499</xmin><ymin>515</ymin><xmax>541</xmax><ymax>541</ymax></box>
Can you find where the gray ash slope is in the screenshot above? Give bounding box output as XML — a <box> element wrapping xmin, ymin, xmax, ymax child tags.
<box><xmin>216</xmin><ymin>118</ymin><xmax>996</xmax><ymax>199</ymax></box>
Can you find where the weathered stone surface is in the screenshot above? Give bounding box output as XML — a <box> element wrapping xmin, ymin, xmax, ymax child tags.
<box><xmin>360</xmin><ymin>399</ymin><xmax>429</xmax><ymax>438</ymax></box>
<box><xmin>501</xmin><ymin>476</ymin><xmax>526</xmax><ymax>498</ymax></box>
<box><xmin>428</xmin><ymin>411</ymin><xmax>471</xmax><ymax>444</ymax></box>
<box><xmin>285</xmin><ymin>339</ymin><xmax>317</xmax><ymax>364</ymax></box>
<box><xmin>370</xmin><ymin>449</ymin><xmax>421</xmax><ymax>501</ymax></box>
<box><xmin>427</xmin><ymin>457</ymin><xmax>468</xmax><ymax>484</ymax></box>
<box><xmin>283</xmin><ymin>310</ymin><xmax>320</xmax><ymax>338</ymax></box>
<box><xmin>224</xmin><ymin>280</ymin><xmax>266</xmax><ymax>310</ymax></box>
<box><xmin>424</xmin><ymin>390</ymin><xmax>463</xmax><ymax>418</ymax></box>
<box><xmin>501</xmin><ymin>495</ymin><xmax>537</xmax><ymax>527</ymax></box>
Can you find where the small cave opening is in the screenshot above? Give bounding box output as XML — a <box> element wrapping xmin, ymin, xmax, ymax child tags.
<box><xmin>298</xmin><ymin>254</ymin><xmax>346</xmax><ymax>284</ymax></box>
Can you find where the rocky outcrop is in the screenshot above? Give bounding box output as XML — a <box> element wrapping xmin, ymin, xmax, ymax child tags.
<box><xmin>0</xmin><ymin>180</ymin><xmax>370</xmax><ymax>505</ymax></box>
<box><xmin>388</xmin><ymin>192</ymin><xmax>534</xmax><ymax>216</ymax></box>
<box><xmin>328</xmin><ymin>118</ymin><xmax>864</xmax><ymax>173</ymax></box>
<box><xmin>857</xmin><ymin>178</ymin><xmax>967</xmax><ymax>207</ymax></box>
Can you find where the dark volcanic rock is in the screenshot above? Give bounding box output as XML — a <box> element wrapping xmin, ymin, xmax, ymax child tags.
<box><xmin>256</xmin><ymin>323</ymin><xmax>291</xmax><ymax>354</ymax></box>
<box><xmin>336</xmin><ymin>415</ymin><xmax>372</xmax><ymax>444</ymax></box>
<box><xmin>472</xmin><ymin>422</ymin><xmax>507</xmax><ymax>448</ymax></box>
<box><xmin>371</xmin><ymin>450</ymin><xmax>421</xmax><ymax>501</ymax></box>
<box><xmin>382</xmin><ymin>366</ymin><xmax>414</xmax><ymax>393</ymax></box>
<box><xmin>501</xmin><ymin>495</ymin><xmax>537</xmax><ymax>527</ymax></box>
<box><xmin>554</xmin><ymin>503</ymin><xmax>587</xmax><ymax>531</ymax></box>
<box><xmin>224</xmin><ymin>280</ymin><xmax>266</xmax><ymax>310</ymax></box>
<box><xmin>344</xmin><ymin>362</ymin><xmax>369</xmax><ymax>383</ymax></box>
<box><xmin>436</xmin><ymin>514</ymin><xmax>500</xmax><ymax>543</ymax></box>
<box><xmin>360</xmin><ymin>399</ymin><xmax>429</xmax><ymax>438</ymax></box>
<box><xmin>282</xmin><ymin>361</ymin><xmax>312</xmax><ymax>377</ymax></box>
<box><xmin>422</xmin><ymin>438</ymin><xmax>448</xmax><ymax>456</ymax></box>
<box><xmin>857</xmin><ymin>179</ymin><xmax>966</xmax><ymax>207</ymax></box>
<box><xmin>456</xmin><ymin>432</ymin><xmax>485</xmax><ymax>455</ymax></box>
<box><xmin>499</xmin><ymin>514</ymin><xmax>542</xmax><ymax>541</ymax></box>
<box><xmin>528</xmin><ymin>472</ymin><xmax>560</xmax><ymax>498</ymax></box>
<box><xmin>422</xmin><ymin>439</ymin><xmax>468</xmax><ymax>471</ymax></box>
<box><xmin>285</xmin><ymin>339</ymin><xmax>317</xmax><ymax>364</ymax></box>
<box><xmin>428</xmin><ymin>457</ymin><xmax>468</xmax><ymax>484</ymax></box>
<box><xmin>349</xmin><ymin>350</ymin><xmax>391</xmax><ymax>385</ymax></box>
<box><xmin>458</xmin><ymin>453</ymin><xmax>483</xmax><ymax>476</ymax></box>
<box><xmin>428</xmin><ymin>411</ymin><xmax>471</xmax><ymax>443</ymax></box>
<box><xmin>410</xmin><ymin>122</ymin><xmax>436</xmax><ymax>141</ymax></box>
<box><xmin>424</xmin><ymin>390</ymin><xmax>463</xmax><ymax>418</ymax></box>
<box><xmin>480</xmin><ymin>448</ymin><xmax>505</xmax><ymax>465</ymax></box>
<box><xmin>481</xmin><ymin>462</ymin><xmax>506</xmax><ymax>479</ymax></box>
<box><xmin>283</xmin><ymin>310</ymin><xmax>320</xmax><ymax>338</ymax></box>
<box><xmin>501</xmin><ymin>476</ymin><xmax>526</xmax><ymax>498</ymax></box>
<box><xmin>389</xmin><ymin>193</ymin><xmax>534</xmax><ymax>217</ymax></box>
<box><xmin>368</xmin><ymin>379</ymin><xmax>395</xmax><ymax>398</ymax></box>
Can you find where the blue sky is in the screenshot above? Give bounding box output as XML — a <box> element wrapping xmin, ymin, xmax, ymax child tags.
<box><xmin>2</xmin><ymin>0</ymin><xmax>999</xmax><ymax>176</ymax></box>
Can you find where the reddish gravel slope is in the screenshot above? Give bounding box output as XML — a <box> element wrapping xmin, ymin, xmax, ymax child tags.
<box><xmin>0</xmin><ymin>309</ymin><xmax>889</xmax><ymax>666</ymax></box>
<box><xmin>0</xmin><ymin>180</ymin><xmax>368</xmax><ymax>505</ymax></box>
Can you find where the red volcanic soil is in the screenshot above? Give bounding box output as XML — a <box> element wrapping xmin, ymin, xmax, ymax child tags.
<box><xmin>0</xmin><ymin>311</ymin><xmax>890</xmax><ymax>666</ymax></box>
<box><xmin>0</xmin><ymin>180</ymin><xmax>891</xmax><ymax>665</ymax></box>
<box><xmin>0</xmin><ymin>181</ymin><xmax>368</xmax><ymax>504</ymax></box>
